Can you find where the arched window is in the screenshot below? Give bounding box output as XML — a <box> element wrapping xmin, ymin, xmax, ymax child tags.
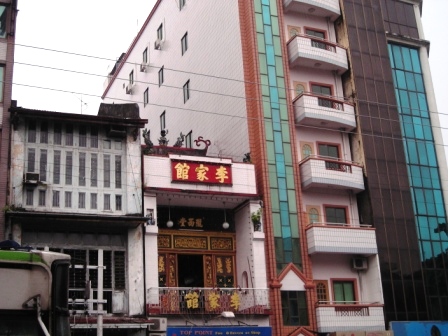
<box><xmin>295</xmin><ymin>83</ymin><xmax>305</xmax><ymax>96</ymax></box>
<box><xmin>302</xmin><ymin>144</ymin><xmax>312</xmax><ymax>158</ymax></box>
<box><xmin>288</xmin><ymin>26</ymin><xmax>301</xmax><ymax>38</ymax></box>
<box><xmin>308</xmin><ymin>207</ymin><xmax>319</xmax><ymax>224</ymax></box>
<box><xmin>315</xmin><ymin>280</ymin><xmax>329</xmax><ymax>302</ymax></box>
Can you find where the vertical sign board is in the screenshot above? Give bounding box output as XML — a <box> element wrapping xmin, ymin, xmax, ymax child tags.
<box><xmin>390</xmin><ymin>321</ymin><xmax>448</xmax><ymax>335</ymax></box>
<box><xmin>167</xmin><ymin>326</ymin><xmax>272</xmax><ymax>336</ymax></box>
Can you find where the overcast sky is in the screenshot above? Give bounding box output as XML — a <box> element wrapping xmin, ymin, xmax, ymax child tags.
<box><xmin>11</xmin><ymin>1</ymin><xmax>448</xmax><ymax>143</ymax></box>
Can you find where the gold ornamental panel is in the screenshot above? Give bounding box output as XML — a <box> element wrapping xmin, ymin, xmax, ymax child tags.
<box><xmin>174</xmin><ymin>236</ymin><xmax>208</xmax><ymax>249</ymax></box>
<box><xmin>158</xmin><ymin>235</ymin><xmax>171</xmax><ymax>248</ymax></box>
<box><xmin>210</xmin><ymin>237</ymin><xmax>233</xmax><ymax>250</ymax></box>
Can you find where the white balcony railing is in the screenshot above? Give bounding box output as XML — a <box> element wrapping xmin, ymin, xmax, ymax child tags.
<box><xmin>283</xmin><ymin>0</ymin><xmax>341</xmax><ymax>21</ymax></box>
<box><xmin>288</xmin><ymin>35</ymin><xmax>348</xmax><ymax>73</ymax></box>
<box><xmin>293</xmin><ymin>93</ymin><xmax>356</xmax><ymax>130</ymax></box>
<box><xmin>299</xmin><ymin>155</ymin><xmax>364</xmax><ymax>192</ymax></box>
<box><xmin>146</xmin><ymin>287</ymin><xmax>270</xmax><ymax>315</ymax></box>
<box><xmin>306</xmin><ymin>223</ymin><xmax>377</xmax><ymax>254</ymax></box>
<box><xmin>316</xmin><ymin>304</ymin><xmax>385</xmax><ymax>332</ymax></box>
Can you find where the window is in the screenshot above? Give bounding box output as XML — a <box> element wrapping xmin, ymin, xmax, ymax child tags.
<box><xmin>158</xmin><ymin>66</ymin><xmax>164</xmax><ymax>86</ymax></box>
<box><xmin>90</xmin><ymin>126</ymin><xmax>98</xmax><ymax>148</ymax></box>
<box><xmin>305</xmin><ymin>28</ymin><xmax>327</xmax><ymax>49</ymax></box>
<box><xmin>0</xmin><ymin>66</ymin><xmax>3</xmax><ymax>102</ymax></box>
<box><xmin>129</xmin><ymin>70</ymin><xmax>134</xmax><ymax>85</ymax></box>
<box><xmin>103</xmin><ymin>140</ymin><xmax>111</xmax><ymax>149</ymax></box>
<box><xmin>65</xmin><ymin>152</ymin><xmax>73</xmax><ymax>185</ymax></box>
<box><xmin>53</xmin><ymin>150</ymin><xmax>61</xmax><ymax>184</ymax></box>
<box><xmin>38</xmin><ymin>190</ymin><xmax>46</xmax><ymax>207</ymax></box>
<box><xmin>104</xmin><ymin>194</ymin><xmax>111</xmax><ymax>210</ymax></box>
<box><xmin>308</xmin><ymin>207</ymin><xmax>319</xmax><ymax>224</ymax></box>
<box><xmin>27</xmin><ymin>148</ymin><xmax>35</xmax><ymax>172</ymax></box>
<box><xmin>91</xmin><ymin>154</ymin><xmax>98</xmax><ymax>187</ymax></box>
<box><xmin>311</xmin><ymin>84</ymin><xmax>334</xmax><ymax>108</ymax></box>
<box><xmin>157</xmin><ymin>23</ymin><xmax>163</xmax><ymax>41</ymax></box>
<box><xmin>160</xmin><ymin>111</ymin><xmax>166</xmax><ymax>130</ymax></box>
<box><xmin>288</xmin><ymin>25</ymin><xmax>301</xmax><ymax>38</ymax></box>
<box><xmin>39</xmin><ymin>149</ymin><xmax>47</xmax><ymax>182</ymax></box>
<box><xmin>325</xmin><ymin>206</ymin><xmax>347</xmax><ymax>225</ymax></box>
<box><xmin>78</xmin><ymin>192</ymin><xmax>86</xmax><ymax>209</ymax></box>
<box><xmin>179</xmin><ymin>0</ymin><xmax>186</xmax><ymax>10</ymax></box>
<box><xmin>115</xmin><ymin>156</ymin><xmax>122</xmax><ymax>189</ymax></box>
<box><xmin>104</xmin><ymin>155</ymin><xmax>111</xmax><ymax>188</ymax></box>
<box><xmin>281</xmin><ymin>291</ymin><xmax>309</xmax><ymax>326</ymax></box>
<box><xmin>52</xmin><ymin>190</ymin><xmax>60</xmax><ymax>207</ymax></box>
<box><xmin>114</xmin><ymin>140</ymin><xmax>122</xmax><ymax>150</ymax></box>
<box><xmin>79</xmin><ymin>125</ymin><xmax>87</xmax><ymax>147</ymax></box>
<box><xmin>40</xmin><ymin>122</ymin><xmax>48</xmax><ymax>144</ymax></box>
<box><xmin>28</xmin><ymin>121</ymin><xmax>36</xmax><ymax>143</ymax></box>
<box><xmin>54</xmin><ymin>123</ymin><xmax>62</xmax><ymax>145</ymax></box>
<box><xmin>144</xmin><ymin>88</ymin><xmax>149</xmax><ymax>107</ymax></box>
<box><xmin>90</xmin><ymin>193</ymin><xmax>97</xmax><ymax>209</ymax></box>
<box><xmin>0</xmin><ymin>6</ymin><xmax>6</xmax><ymax>38</ymax></box>
<box><xmin>65</xmin><ymin>124</ymin><xmax>73</xmax><ymax>146</ymax></box>
<box><xmin>318</xmin><ymin>143</ymin><xmax>347</xmax><ymax>171</ymax></box>
<box><xmin>185</xmin><ymin>131</ymin><xmax>192</xmax><ymax>148</ymax></box>
<box><xmin>79</xmin><ymin>153</ymin><xmax>86</xmax><ymax>186</ymax></box>
<box><xmin>181</xmin><ymin>32</ymin><xmax>188</xmax><ymax>55</ymax></box>
<box><xmin>314</xmin><ymin>280</ymin><xmax>329</xmax><ymax>303</ymax></box>
<box><xmin>294</xmin><ymin>81</ymin><xmax>307</xmax><ymax>97</ymax></box>
<box><xmin>65</xmin><ymin>191</ymin><xmax>72</xmax><ymax>208</ymax></box>
<box><xmin>143</xmin><ymin>47</ymin><xmax>148</xmax><ymax>64</ymax></box>
<box><xmin>116</xmin><ymin>195</ymin><xmax>122</xmax><ymax>211</ymax></box>
<box><xmin>318</xmin><ymin>143</ymin><xmax>339</xmax><ymax>158</ymax></box>
<box><xmin>183</xmin><ymin>80</ymin><xmax>190</xmax><ymax>103</ymax></box>
<box><xmin>301</xmin><ymin>143</ymin><xmax>312</xmax><ymax>159</ymax></box>
<box><xmin>333</xmin><ymin>280</ymin><xmax>355</xmax><ymax>304</ymax></box>
<box><xmin>26</xmin><ymin>189</ymin><xmax>33</xmax><ymax>206</ymax></box>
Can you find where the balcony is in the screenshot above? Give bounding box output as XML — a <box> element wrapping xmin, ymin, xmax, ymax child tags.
<box><xmin>146</xmin><ymin>287</ymin><xmax>270</xmax><ymax>316</ymax></box>
<box><xmin>306</xmin><ymin>223</ymin><xmax>377</xmax><ymax>255</ymax></box>
<box><xmin>299</xmin><ymin>155</ymin><xmax>364</xmax><ymax>192</ymax></box>
<box><xmin>288</xmin><ymin>35</ymin><xmax>348</xmax><ymax>74</ymax></box>
<box><xmin>293</xmin><ymin>93</ymin><xmax>356</xmax><ymax>130</ymax></box>
<box><xmin>316</xmin><ymin>303</ymin><xmax>385</xmax><ymax>332</ymax></box>
<box><xmin>283</xmin><ymin>0</ymin><xmax>341</xmax><ymax>22</ymax></box>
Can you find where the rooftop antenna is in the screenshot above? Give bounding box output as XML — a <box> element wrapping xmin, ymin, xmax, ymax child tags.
<box><xmin>75</xmin><ymin>95</ymin><xmax>88</xmax><ymax>114</ymax></box>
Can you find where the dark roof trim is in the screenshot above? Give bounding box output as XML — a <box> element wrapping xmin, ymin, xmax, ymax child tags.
<box><xmin>7</xmin><ymin>211</ymin><xmax>146</xmax><ymax>223</ymax></box>
<box><xmin>9</xmin><ymin>107</ymin><xmax>148</xmax><ymax>127</ymax></box>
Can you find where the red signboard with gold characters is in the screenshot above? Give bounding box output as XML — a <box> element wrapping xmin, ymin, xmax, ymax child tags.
<box><xmin>171</xmin><ymin>160</ymin><xmax>232</xmax><ymax>185</ymax></box>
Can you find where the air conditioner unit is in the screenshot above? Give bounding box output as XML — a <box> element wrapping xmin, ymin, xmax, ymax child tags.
<box><xmin>24</xmin><ymin>172</ymin><xmax>39</xmax><ymax>184</ymax></box>
<box><xmin>148</xmin><ymin>333</ymin><xmax>166</xmax><ymax>336</ymax></box>
<box><xmin>126</xmin><ymin>83</ymin><xmax>135</xmax><ymax>94</ymax></box>
<box><xmin>351</xmin><ymin>257</ymin><xmax>368</xmax><ymax>271</ymax></box>
<box><xmin>148</xmin><ymin>317</ymin><xmax>167</xmax><ymax>331</ymax></box>
<box><xmin>154</xmin><ymin>39</ymin><xmax>163</xmax><ymax>50</ymax></box>
<box><xmin>140</xmin><ymin>62</ymin><xmax>149</xmax><ymax>72</ymax></box>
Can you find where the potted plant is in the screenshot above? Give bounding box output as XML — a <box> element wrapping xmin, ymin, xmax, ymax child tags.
<box><xmin>251</xmin><ymin>209</ymin><xmax>262</xmax><ymax>231</ymax></box>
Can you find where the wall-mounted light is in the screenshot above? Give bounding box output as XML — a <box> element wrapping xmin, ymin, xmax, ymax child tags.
<box><xmin>222</xmin><ymin>202</ymin><xmax>229</xmax><ymax>230</ymax></box>
<box><xmin>146</xmin><ymin>208</ymin><xmax>155</xmax><ymax>225</ymax></box>
<box><xmin>167</xmin><ymin>198</ymin><xmax>174</xmax><ymax>228</ymax></box>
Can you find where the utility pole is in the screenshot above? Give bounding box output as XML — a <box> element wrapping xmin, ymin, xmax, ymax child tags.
<box><xmin>97</xmin><ymin>249</ymin><xmax>104</xmax><ymax>336</ymax></box>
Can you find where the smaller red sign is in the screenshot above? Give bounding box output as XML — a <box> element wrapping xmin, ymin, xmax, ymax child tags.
<box><xmin>171</xmin><ymin>160</ymin><xmax>232</xmax><ymax>185</ymax></box>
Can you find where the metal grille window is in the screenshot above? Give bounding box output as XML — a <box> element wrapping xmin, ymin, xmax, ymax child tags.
<box><xmin>65</xmin><ymin>124</ymin><xmax>73</xmax><ymax>146</ymax></box>
<box><xmin>52</xmin><ymin>190</ymin><xmax>60</xmax><ymax>207</ymax></box>
<box><xmin>65</xmin><ymin>152</ymin><xmax>73</xmax><ymax>185</ymax></box>
<box><xmin>78</xmin><ymin>192</ymin><xmax>86</xmax><ymax>209</ymax></box>
<box><xmin>91</xmin><ymin>154</ymin><xmax>98</xmax><ymax>187</ymax></box>
<box><xmin>53</xmin><ymin>150</ymin><xmax>61</xmax><ymax>184</ymax></box>
<box><xmin>26</xmin><ymin>189</ymin><xmax>33</xmax><ymax>206</ymax></box>
<box><xmin>79</xmin><ymin>152</ymin><xmax>86</xmax><ymax>186</ymax></box>
<box><xmin>90</xmin><ymin>193</ymin><xmax>97</xmax><ymax>209</ymax></box>
<box><xmin>115</xmin><ymin>195</ymin><xmax>122</xmax><ymax>211</ymax></box>
<box><xmin>79</xmin><ymin>125</ymin><xmax>87</xmax><ymax>147</ymax></box>
<box><xmin>115</xmin><ymin>156</ymin><xmax>122</xmax><ymax>188</ymax></box>
<box><xmin>40</xmin><ymin>122</ymin><xmax>48</xmax><ymax>144</ymax></box>
<box><xmin>39</xmin><ymin>149</ymin><xmax>47</xmax><ymax>182</ymax></box>
<box><xmin>65</xmin><ymin>191</ymin><xmax>72</xmax><ymax>208</ymax></box>
<box><xmin>27</xmin><ymin>148</ymin><xmax>35</xmax><ymax>172</ymax></box>
<box><xmin>38</xmin><ymin>190</ymin><xmax>46</xmax><ymax>206</ymax></box>
<box><xmin>90</xmin><ymin>126</ymin><xmax>98</xmax><ymax>148</ymax></box>
<box><xmin>104</xmin><ymin>155</ymin><xmax>110</xmax><ymax>188</ymax></box>
<box><xmin>104</xmin><ymin>194</ymin><xmax>111</xmax><ymax>210</ymax></box>
<box><xmin>54</xmin><ymin>123</ymin><xmax>62</xmax><ymax>145</ymax></box>
<box><xmin>28</xmin><ymin>121</ymin><xmax>36</xmax><ymax>143</ymax></box>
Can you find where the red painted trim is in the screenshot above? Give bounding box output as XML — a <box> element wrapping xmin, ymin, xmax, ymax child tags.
<box><xmin>330</xmin><ymin>278</ymin><xmax>358</xmax><ymax>302</ymax></box>
<box><xmin>143</xmin><ymin>186</ymin><xmax>259</xmax><ymax>199</ymax></box>
<box><xmin>322</xmin><ymin>204</ymin><xmax>350</xmax><ymax>225</ymax></box>
<box><xmin>309</xmin><ymin>81</ymin><xmax>334</xmax><ymax>96</ymax></box>
<box><xmin>316</xmin><ymin>141</ymin><xmax>341</xmax><ymax>157</ymax></box>
<box><xmin>303</xmin><ymin>26</ymin><xmax>328</xmax><ymax>39</ymax></box>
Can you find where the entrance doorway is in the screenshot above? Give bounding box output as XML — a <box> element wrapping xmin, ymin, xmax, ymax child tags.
<box><xmin>177</xmin><ymin>254</ymin><xmax>204</xmax><ymax>287</ymax></box>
